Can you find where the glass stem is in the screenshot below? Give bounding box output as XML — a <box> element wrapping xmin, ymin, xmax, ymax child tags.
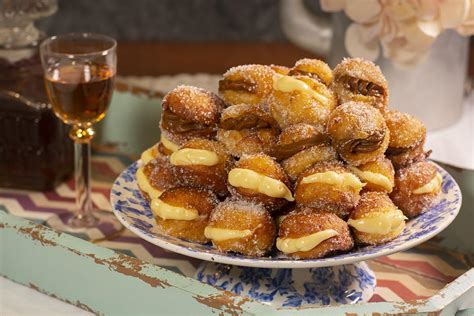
<box><xmin>74</xmin><ymin>141</ymin><xmax>93</xmax><ymax>221</ymax></box>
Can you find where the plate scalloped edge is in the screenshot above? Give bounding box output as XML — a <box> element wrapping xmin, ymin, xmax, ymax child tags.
<box><xmin>110</xmin><ymin>161</ymin><xmax>462</xmax><ymax>269</ymax></box>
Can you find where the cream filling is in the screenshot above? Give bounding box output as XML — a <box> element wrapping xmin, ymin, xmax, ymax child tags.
<box><xmin>161</xmin><ymin>134</ymin><xmax>180</xmax><ymax>152</ymax></box>
<box><xmin>150</xmin><ymin>199</ymin><xmax>198</xmax><ymax>221</ymax></box>
<box><xmin>228</xmin><ymin>168</ymin><xmax>294</xmax><ymax>201</ymax></box>
<box><xmin>301</xmin><ymin>171</ymin><xmax>365</xmax><ymax>191</ymax></box>
<box><xmin>413</xmin><ymin>173</ymin><xmax>442</xmax><ymax>194</ymax></box>
<box><xmin>276</xmin><ymin>229</ymin><xmax>338</xmax><ymax>254</ymax></box>
<box><xmin>273</xmin><ymin>74</ymin><xmax>329</xmax><ymax>104</ymax></box>
<box><xmin>140</xmin><ymin>146</ymin><xmax>158</xmax><ymax>165</ymax></box>
<box><xmin>136</xmin><ymin>167</ymin><xmax>162</xmax><ymax>199</ymax></box>
<box><xmin>204</xmin><ymin>226</ymin><xmax>253</xmax><ymax>241</ymax></box>
<box><xmin>170</xmin><ymin>148</ymin><xmax>220</xmax><ymax>166</ymax></box>
<box><xmin>349</xmin><ymin>167</ymin><xmax>393</xmax><ymax>192</ymax></box>
<box><xmin>348</xmin><ymin>211</ymin><xmax>407</xmax><ymax>235</ymax></box>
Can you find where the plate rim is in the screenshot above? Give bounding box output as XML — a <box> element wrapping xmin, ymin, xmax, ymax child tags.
<box><xmin>111</xmin><ymin>161</ymin><xmax>462</xmax><ymax>268</ymax></box>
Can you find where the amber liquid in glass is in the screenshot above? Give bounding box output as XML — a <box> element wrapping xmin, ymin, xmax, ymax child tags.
<box><xmin>44</xmin><ymin>63</ymin><xmax>115</xmax><ymax>125</ymax></box>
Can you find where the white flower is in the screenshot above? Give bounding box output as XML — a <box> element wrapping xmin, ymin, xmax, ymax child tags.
<box><xmin>322</xmin><ymin>0</ymin><xmax>474</xmax><ymax>67</ymax></box>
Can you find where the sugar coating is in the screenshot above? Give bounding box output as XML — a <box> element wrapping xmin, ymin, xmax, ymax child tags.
<box><xmin>385</xmin><ymin>109</ymin><xmax>426</xmax><ymax>148</ymax></box>
<box><xmin>328</xmin><ymin>101</ymin><xmax>384</xmax><ymax>135</ymax></box>
<box><xmin>333</xmin><ymin>57</ymin><xmax>387</xmax><ymax>87</ymax></box>
<box><xmin>162</xmin><ymin>85</ymin><xmax>224</xmax><ymax>125</ymax></box>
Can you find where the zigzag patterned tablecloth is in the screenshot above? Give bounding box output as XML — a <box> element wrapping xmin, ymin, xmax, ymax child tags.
<box><xmin>0</xmin><ymin>151</ymin><xmax>471</xmax><ymax>303</ymax></box>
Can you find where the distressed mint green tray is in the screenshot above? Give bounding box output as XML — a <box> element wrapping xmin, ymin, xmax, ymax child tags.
<box><xmin>1</xmin><ymin>211</ymin><xmax>473</xmax><ymax>315</ymax></box>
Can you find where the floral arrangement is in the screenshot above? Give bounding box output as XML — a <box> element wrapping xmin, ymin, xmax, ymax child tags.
<box><xmin>321</xmin><ymin>0</ymin><xmax>474</xmax><ymax>67</ymax></box>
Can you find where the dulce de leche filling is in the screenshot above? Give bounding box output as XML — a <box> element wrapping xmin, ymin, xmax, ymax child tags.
<box><xmin>204</xmin><ymin>226</ymin><xmax>253</xmax><ymax>241</ymax></box>
<box><xmin>349</xmin><ymin>167</ymin><xmax>393</xmax><ymax>192</ymax></box>
<box><xmin>151</xmin><ymin>199</ymin><xmax>198</xmax><ymax>221</ymax></box>
<box><xmin>348</xmin><ymin>211</ymin><xmax>407</xmax><ymax>235</ymax></box>
<box><xmin>170</xmin><ymin>148</ymin><xmax>220</xmax><ymax>166</ymax></box>
<box><xmin>301</xmin><ymin>171</ymin><xmax>365</xmax><ymax>192</ymax></box>
<box><xmin>228</xmin><ymin>168</ymin><xmax>294</xmax><ymax>201</ymax></box>
<box><xmin>273</xmin><ymin>74</ymin><xmax>329</xmax><ymax>105</ymax></box>
<box><xmin>276</xmin><ymin>229</ymin><xmax>339</xmax><ymax>254</ymax></box>
<box><xmin>413</xmin><ymin>172</ymin><xmax>442</xmax><ymax>195</ymax></box>
<box><xmin>136</xmin><ymin>167</ymin><xmax>163</xmax><ymax>199</ymax></box>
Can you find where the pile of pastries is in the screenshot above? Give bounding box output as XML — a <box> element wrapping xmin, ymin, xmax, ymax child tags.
<box><xmin>136</xmin><ymin>58</ymin><xmax>442</xmax><ymax>259</ymax></box>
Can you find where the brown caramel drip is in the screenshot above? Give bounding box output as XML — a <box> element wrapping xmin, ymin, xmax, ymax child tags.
<box><xmin>220</xmin><ymin>114</ymin><xmax>273</xmax><ymax>130</ymax></box>
<box><xmin>339</xmin><ymin>75</ymin><xmax>384</xmax><ymax>97</ymax></box>
<box><xmin>386</xmin><ymin>146</ymin><xmax>411</xmax><ymax>156</ymax></box>
<box><xmin>343</xmin><ymin>130</ymin><xmax>385</xmax><ymax>154</ymax></box>
<box><xmin>218</xmin><ymin>79</ymin><xmax>257</xmax><ymax>93</ymax></box>
<box><xmin>270</xmin><ymin>135</ymin><xmax>328</xmax><ymax>160</ymax></box>
<box><xmin>288</xmin><ymin>69</ymin><xmax>323</xmax><ymax>84</ymax></box>
<box><xmin>161</xmin><ymin>110</ymin><xmax>215</xmax><ymax>136</ymax></box>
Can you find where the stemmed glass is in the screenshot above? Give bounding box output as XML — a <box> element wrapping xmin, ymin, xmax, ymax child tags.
<box><xmin>40</xmin><ymin>33</ymin><xmax>122</xmax><ymax>237</ymax></box>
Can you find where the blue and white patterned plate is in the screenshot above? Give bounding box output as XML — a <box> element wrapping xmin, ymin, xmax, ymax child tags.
<box><xmin>111</xmin><ymin>161</ymin><xmax>462</xmax><ymax>269</ymax></box>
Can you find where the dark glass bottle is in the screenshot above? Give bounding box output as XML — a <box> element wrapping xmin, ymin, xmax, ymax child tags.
<box><xmin>0</xmin><ymin>37</ymin><xmax>74</xmax><ymax>190</ymax></box>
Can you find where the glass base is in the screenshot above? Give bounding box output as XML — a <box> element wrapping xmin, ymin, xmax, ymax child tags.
<box><xmin>47</xmin><ymin>210</ymin><xmax>123</xmax><ymax>241</ymax></box>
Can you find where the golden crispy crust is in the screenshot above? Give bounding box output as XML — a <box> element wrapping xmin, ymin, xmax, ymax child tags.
<box><xmin>219</xmin><ymin>103</ymin><xmax>278</xmax><ymax>130</ymax></box>
<box><xmin>229</xmin><ymin>154</ymin><xmax>291</xmax><ymax>211</ymax></box>
<box><xmin>278</xmin><ymin>209</ymin><xmax>353</xmax><ymax>259</ymax></box>
<box><xmin>162</xmin><ymin>85</ymin><xmax>224</xmax><ymax>125</ymax></box>
<box><xmin>384</xmin><ymin>110</ymin><xmax>426</xmax><ymax>149</ymax></box>
<box><xmin>219</xmin><ymin>64</ymin><xmax>274</xmax><ymax>106</ymax></box>
<box><xmin>282</xmin><ymin>144</ymin><xmax>338</xmax><ymax>182</ymax></box>
<box><xmin>269</xmin><ymin>76</ymin><xmax>337</xmax><ymax>129</ymax></box>
<box><xmin>327</xmin><ymin>102</ymin><xmax>389</xmax><ymax>166</ymax></box>
<box><xmin>157</xmin><ymin>142</ymin><xmax>173</xmax><ymax>156</ymax></box>
<box><xmin>141</xmin><ymin>157</ymin><xmax>178</xmax><ymax>201</ymax></box>
<box><xmin>294</xmin><ymin>161</ymin><xmax>360</xmax><ymax>218</ymax></box>
<box><xmin>352</xmin><ymin>158</ymin><xmax>395</xmax><ymax>193</ymax></box>
<box><xmin>207</xmin><ymin>200</ymin><xmax>276</xmax><ymax>256</ymax></box>
<box><xmin>350</xmin><ymin>192</ymin><xmax>405</xmax><ymax>245</ymax></box>
<box><xmin>289</xmin><ymin>58</ymin><xmax>333</xmax><ymax>86</ymax></box>
<box><xmin>332</xmin><ymin>58</ymin><xmax>388</xmax><ymax>111</ymax></box>
<box><xmin>270</xmin><ymin>64</ymin><xmax>291</xmax><ymax>75</ymax></box>
<box><xmin>172</xmin><ymin>139</ymin><xmax>232</xmax><ymax>196</ymax></box>
<box><xmin>384</xmin><ymin>110</ymin><xmax>428</xmax><ymax>169</ymax></box>
<box><xmin>390</xmin><ymin>161</ymin><xmax>440</xmax><ymax>218</ymax></box>
<box><xmin>217</xmin><ymin>128</ymin><xmax>278</xmax><ymax>158</ymax></box>
<box><xmin>155</xmin><ymin>188</ymin><xmax>218</xmax><ymax>243</ymax></box>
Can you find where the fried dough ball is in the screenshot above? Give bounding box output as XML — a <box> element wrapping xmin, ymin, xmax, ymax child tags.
<box><xmin>269</xmin><ymin>75</ymin><xmax>337</xmax><ymax>129</ymax></box>
<box><xmin>332</xmin><ymin>58</ymin><xmax>388</xmax><ymax>112</ymax></box>
<box><xmin>170</xmin><ymin>138</ymin><xmax>232</xmax><ymax>196</ymax></box>
<box><xmin>270</xmin><ymin>123</ymin><xmax>328</xmax><ymax>160</ymax></box>
<box><xmin>384</xmin><ymin>110</ymin><xmax>428</xmax><ymax>169</ymax></box>
<box><xmin>277</xmin><ymin>209</ymin><xmax>353</xmax><ymax>259</ymax></box>
<box><xmin>204</xmin><ymin>200</ymin><xmax>276</xmax><ymax>256</ymax></box>
<box><xmin>217</xmin><ymin>128</ymin><xmax>277</xmax><ymax>158</ymax></box>
<box><xmin>160</xmin><ymin>85</ymin><xmax>224</xmax><ymax>144</ymax></box>
<box><xmin>151</xmin><ymin>188</ymin><xmax>218</xmax><ymax>243</ymax></box>
<box><xmin>136</xmin><ymin>157</ymin><xmax>177</xmax><ymax>202</ymax></box>
<box><xmin>390</xmin><ymin>161</ymin><xmax>442</xmax><ymax>218</ymax></box>
<box><xmin>327</xmin><ymin>102</ymin><xmax>390</xmax><ymax>166</ymax></box>
<box><xmin>348</xmin><ymin>192</ymin><xmax>406</xmax><ymax>245</ymax></box>
<box><xmin>218</xmin><ymin>64</ymin><xmax>274</xmax><ymax>106</ymax></box>
<box><xmin>270</xmin><ymin>64</ymin><xmax>291</xmax><ymax>75</ymax></box>
<box><xmin>219</xmin><ymin>103</ymin><xmax>278</xmax><ymax>130</ymax></box>
<box><xmin>282</xmin><ymin>143</ymin><xmax>338</xmax><ymax>182</ymax></box>
<box><xmin>294</xmin><ymin>160</ymin><xmax>364</xmax><ymax>218</ymax></box>
<box><xmin>288</xmin><ymin>58</ymin><xmax>333</xmax><ymax>87</ymax></box>
<box><xmin>349</xmin><ymin>158</ymin><xmax>395</xmax><ymax>193</ymax></box>
<box><xmin>228</xmin><ymin>154</ymin><xmax>293</xmax><ymax>211</ymax></box>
